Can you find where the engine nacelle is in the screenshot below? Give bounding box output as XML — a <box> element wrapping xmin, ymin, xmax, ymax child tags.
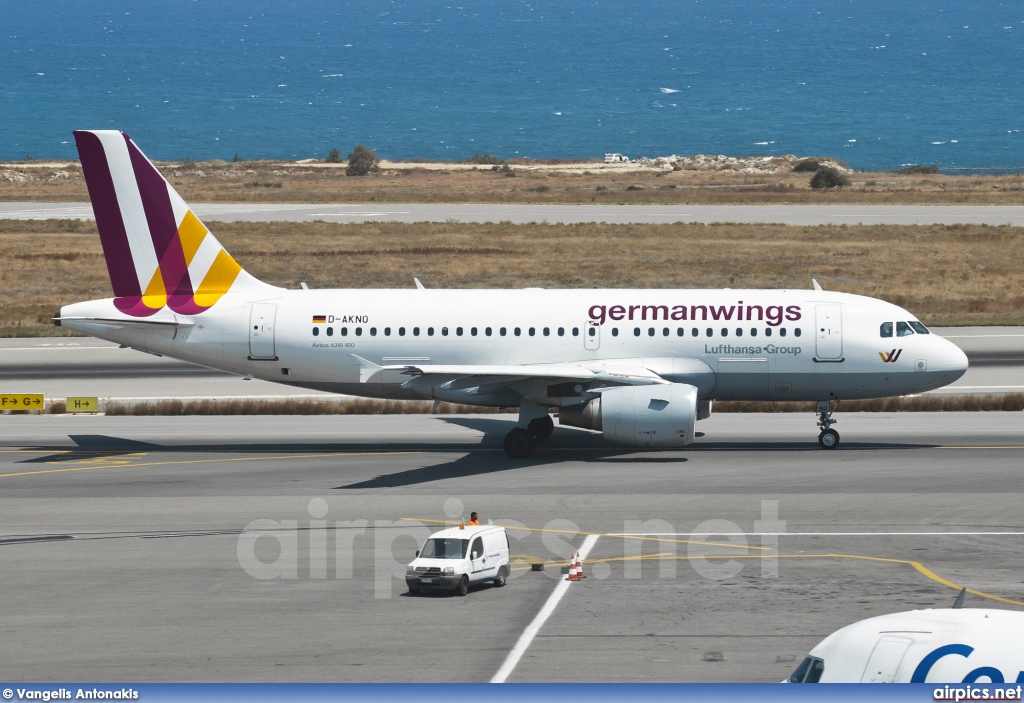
<box><xmin>559</xmin><ymin>383</ymin><xmax>698</xmax><ymax>447</ymax></box>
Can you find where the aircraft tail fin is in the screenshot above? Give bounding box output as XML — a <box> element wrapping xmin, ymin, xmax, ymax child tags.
<box><xmin>73</xmin><ymin>130</ymin><xmax>274</xmax><ymax>317</ymax></box>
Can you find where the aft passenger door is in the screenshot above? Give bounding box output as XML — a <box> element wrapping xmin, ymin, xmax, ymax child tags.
<box><xmin>814</xmin><ymin>304</ymin><xmax>843</xmax><ymax>361</ymax></box>
<box><xmin>249</xmin><ymin>303</ymin><xmax>277</xmax><ymax>360</ymax></box>
<box><xmin>585</xmin><ymin>320</ymin><xmax>600</xmax><ymax>350</ymax></box>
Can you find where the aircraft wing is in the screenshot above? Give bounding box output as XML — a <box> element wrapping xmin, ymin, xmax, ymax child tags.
<box><xmin>352</xmin><ymin>355</ymin><xmax>669</xmax><ymax>392</ymax></box>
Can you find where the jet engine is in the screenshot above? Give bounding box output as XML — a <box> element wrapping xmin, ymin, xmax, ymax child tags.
<box><xmin>558</xmin><ymin>383</ymin><xmax>698</xmax><ymax>447</ymax></box>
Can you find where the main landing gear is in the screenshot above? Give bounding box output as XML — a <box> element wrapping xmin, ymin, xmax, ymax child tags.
<box><xmin>503</xmin><ymin>401</ymin><xmax>554</xmax><ymax>459</ymax></box>
<box><xmin>816</xmin><ymin>399</ymin><xmax>840</xmax><ymax>449</ymax></box>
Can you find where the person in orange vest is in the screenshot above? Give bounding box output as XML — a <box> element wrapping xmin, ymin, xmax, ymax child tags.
<box><xmin>466</xmin><ymin>512</ymin><xmax>480</xmax><ymax>526</ymax></box>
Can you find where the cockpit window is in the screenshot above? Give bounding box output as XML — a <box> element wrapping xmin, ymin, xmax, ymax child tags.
<box><xmin>909</xmin><ymin>321</ymin><xmax>930</xmax><ymax>334</ymax></box>
<box><xmin>897</xmin><ymin>321</ymin><xmax>914</xmax><ymax>337</ymax></box>
<box><xmin>788</xmin><ymin>656</ymin><xmax>825</xmax><ymax>683</ymax></box>
<box><xmin>880</xmin><ymin>322</ymin><xmax>893</xmax><ymax>338</ymax></box>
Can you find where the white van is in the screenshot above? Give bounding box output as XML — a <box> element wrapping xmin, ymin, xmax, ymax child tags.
<box><xmin>406</xmin><ymin>525</ymin><xmax>511</xmax><ymax>596</ymax></box>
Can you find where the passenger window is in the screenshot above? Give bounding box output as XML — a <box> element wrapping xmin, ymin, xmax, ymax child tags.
<box><xmin>485</xmin><ymin>327</ymin><xmax>491</xmax><ymax>336</ymax></box>
<box><xmin>355</xmin><ymin>327</ymin><xmax>362</xmax><ymax>336</ymax></box>
<box><xmin>470</xmin><ymin>327</ymin><xmax>476</xmax><ymax>336</ymax></box>
<box><xmin>588</xmin><ymin>327</ymin><xmax>596</xmax><ymax>337</ymax></box>
<box><xmin>514</xmin><ymin>327</ymin><xmax>521</xmax><ymax>336</ymax></box>
<box><xmin>897</xmin><ymin>321</ymin><xmax>914</xmax><ymax>337</ymax></box>
<box><xmin>399</xmin><ymin>327</ymin><xmax>406</xmax><ymax>336</ymax></box>
<box><xmin>663</xmin><ymin>327</ymin><xmax>669</xmax><ymax>336</ymax></box>
<box><xmin>543</xmin><ymin>327</ymin><xmax>550</xmax><ymax>336</ymax></box>
<box><xmin>412</xmin><ymin>327</ymin><xmax>419</xmax><ymax>336</ymax></box>
<box><xmin>384</xmin><ymin>327</ymin><xmax>391</xmax><ymax>336</ymax></box>
<box><xmin>692</xmin><ymin>328</ymin><xmax>698</xmax><ymax>337</ymax></box>
<box><xmin>456</xmin><ymin>327</ymin><xmax>463</xmax><ymax>336</ymax></box>
<box><xmin>500</xmin><ymin>327</ymin><xmax>506</xmax><ymax>336</ymax></box>
<box><xmin>470</xmin><ymin>537</ymin><xmax>484</xmax><ymax>560</ymax></box>
<box><xmin>909</xmin><ymin>321</ymin><xmax>930</xmax><ymax>334</ymax></box>
<box><xmin>634</xmin><ymin>327</ymin><xmax>641</xmax><ymax>337</ymax></box>
<box><xmin>648</xmin><ymin>327</ymin><xmax>655</xmax><ymax>337</ymax></box>
<box><xmin>706</xmin><ymin>328</ymin><xmax>713</xmax><ymax>337</ymax></box>
<box><xmin>369</xmin><ymin>327</ymin><xmax>377</xmax><ymax>336</ymax></box>
<box><xmin>442</xmin><ymin>327</ymin><xmax>449</xmax><ymax>336</ymax></box>
<box><xmin>612</xmin><ymin>328</ymin><xmax>619</xmax><ymax>337</ymax></box>
<box><xmin>794</xmin><ymin>328</ymin><xmax>801</xmax><ymax>337</ymax></box>
<box><xmin>764</xmin><ymin>328</ymin><xmax>772</xmax><ymax>337</ymax></box>
<box><xmin>427</xmin><ymin>327</ymin><xmax>434</xmax><ymax>336</ymax></box>
<box><xmin>736</xmin><ymin>328</ymin><xmax>743</xmax><ymax>337</ymax></box>
<box><xmin>529</xmin><ymin>327</ymin><xmax>536</xmax><ymax>336</ymax></box>
<box><xmin>880</xmin><ymin>322</ymin><xmax>893</xmax><ymax>338</ymax></box>
<box><xmin>326</xmin><ymin>327</ymin><xmax>334</xmax><ymax>337</ymax></box>
<box><xmin>572</xmin><ymin>327</ymin><xmax>580</xmax><ymax>337</ymax></box>
<box><xmin>312</xmin><ymin>327</ymin><xmax>320</xmax><ymax>336</ymax></box>
<box><xmin>721</xmin><ymin>328</ymin><xmax>728</xmax><ymax>337</ymax></box>
<box><xmin>779</xmin><ymin>328</ymin><xmax>786</xmax><ymax>337</ymax></box>
<box><xmin>558</xmin><ymin>327</ymin><xmax>565</xmax><ymax>336</ymax></box>
<box><xmin>750</xmin><ymin>328</ymin><xmax>757</xmax><ymax>337</ymax></box>
<box><xmin>677</xmin><ymin>327</ymin><xmax>685</xmax><ymax>336</ymax></box>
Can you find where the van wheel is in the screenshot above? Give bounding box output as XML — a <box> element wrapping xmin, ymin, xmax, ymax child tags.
<box><xmin>493</xmin><ymin>566</ymin><xmax>508</xmax><ymax>587</ymax></box>
<box><xmin>456</xmin><ymin>575</ymin><xmax>469</xmax><ymax>596</ymax></box>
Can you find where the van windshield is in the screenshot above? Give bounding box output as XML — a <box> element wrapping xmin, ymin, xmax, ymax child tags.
<box><xmin>420</xmin><ymin>538</ymin><xmax>468</xmax><ymax>559</ymax></box>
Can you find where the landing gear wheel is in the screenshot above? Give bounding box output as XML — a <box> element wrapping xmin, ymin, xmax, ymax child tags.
<box><xmin>493</xmin><ymin>566</ymin><xmax>508</xmax><ymax>587</ymax></box>
<box><xmin>504</xmin><ymin>427</ymin><xmax>538</xmax><ymax>458</ymax></box>
<box><xmin>818</xmin><ymin>428</ymin><xmax>840</xmax><ymax>449</ymax></box>
<box><xmin>527</xmin><ymin>415</ymin><xmax>554</xmax><ymax>441</ymax></box>
<box><xmin>456</xmin><ymin>575</ymin><xmax>469</xmax><ymax>597</ymax></box>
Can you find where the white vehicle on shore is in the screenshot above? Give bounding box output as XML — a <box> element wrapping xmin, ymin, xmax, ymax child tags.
<box><xmin>603</xmin><ymin>152</ymin><xmax>629</xmax><ymax>163</ymax></box>
<box><xmin>406</xmin><ymin>525</ymin><xmax>511</xmax><ymax>596</ymax></box>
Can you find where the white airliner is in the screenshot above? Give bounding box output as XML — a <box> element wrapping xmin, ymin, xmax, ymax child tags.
<box><xmin>56</xmin><ymin>130</ymin><xmax>969</xmax><ymax>457</ymax></box>
<box><xmin>788</xmin><ymin>600</ymin><xmax>1024</xmax><ymax>683</ymax></box>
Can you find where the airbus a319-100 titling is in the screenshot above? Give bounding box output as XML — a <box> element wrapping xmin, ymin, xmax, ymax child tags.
<box><xmin>56</xmin><ymin>131</ymin><xmax>969</xmax><ymax>457</ymax></box>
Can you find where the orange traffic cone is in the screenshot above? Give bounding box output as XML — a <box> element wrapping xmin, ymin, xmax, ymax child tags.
<box><xmin>566</xmin><ymin>553</ymin><xmax>579</xmax><ymax>581</ymax></box>
<box><xmin>576</xmin><ymin>551</ymin><xmax>586</xmax><ymax>579</ymax></box>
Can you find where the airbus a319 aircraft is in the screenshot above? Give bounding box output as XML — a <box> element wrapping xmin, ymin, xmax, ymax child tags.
<box><xmin>57</xmin><ymin>131</ymin><xmax>969</xmax><ymax>457</ymax></box>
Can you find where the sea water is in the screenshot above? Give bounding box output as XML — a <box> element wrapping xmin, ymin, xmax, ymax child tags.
<box><xmin>2</xmin><ymin>0</ymin><xmax>1022</xmax><ymax>170</ymax></box>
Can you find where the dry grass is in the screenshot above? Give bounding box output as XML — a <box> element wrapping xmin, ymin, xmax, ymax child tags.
<box><xmin>34</xmin><ymin>394</ymin><xmax>1022</xmax><ymax>416</ymax></box>
<box><xmin>2</xmin><ymin>160</ymin><xmax>1024</xmax><ymax>205</ymax></box>
<box><xmin>3</xmin><ymin>218</ymin><xmax>1022</xmax><ymax>336</ymax></box>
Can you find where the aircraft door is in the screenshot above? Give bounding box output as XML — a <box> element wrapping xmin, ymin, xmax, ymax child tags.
<box><xmin>815</xmin><ymin>304</ymin><xmax>843</xmax><ymax>361</ymax></box>
<box><xmin>860</xmin><ymin>636</ymin><xmax>912</xmax><ymax>683</ymax></box>
<box><xmin>584</xmin><ymin>320</ymin><xmax>600</xmax><ymax>350</ymax></box>
<box><xmin>249</xmin><ymin>303</ymin><xmax>277</xmax><ymax>359</ymax></box>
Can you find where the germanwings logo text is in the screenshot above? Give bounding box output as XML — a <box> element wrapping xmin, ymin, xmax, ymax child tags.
<box><xmin>879</xmin><ymin>349</ymin><xmax>903</xmax><ymax>363</ymax></box>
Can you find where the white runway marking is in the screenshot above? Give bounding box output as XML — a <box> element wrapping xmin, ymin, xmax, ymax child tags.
<box><xmin>491</xmin><ymin>533</ymin><xmax>600</xmax><ymax>684</ymax></box>
<box><xmin>611</xmin><ymin>532</ymin><xmax>1024</xmax><ymax>537</ymax></box>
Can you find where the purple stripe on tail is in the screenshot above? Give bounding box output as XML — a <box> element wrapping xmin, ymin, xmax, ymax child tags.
<box><xmin>124</xmin><ymin>134</ymin><xmax>195</xmax><ymax>298</ymax></box>
<box><xmin>73</xmin><ymin>131</ymin><xmax>142</xmax><ymax>298</ymax></box>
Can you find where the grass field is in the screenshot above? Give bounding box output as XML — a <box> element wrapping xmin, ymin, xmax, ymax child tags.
<box><xmin>3</xmin><ymin>160</ymin><xmax>1024</xmax><ymax>205</ymax></box>
<box><xmin>3</xmin><ymin>218</ymin><xmax>1022</xmax><ymax>337</ymax></box>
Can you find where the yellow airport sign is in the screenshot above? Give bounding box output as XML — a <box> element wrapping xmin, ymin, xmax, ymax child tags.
<box><xmin>66</xmin><ymin>397</ymin><xmax>99</xmax><ymax>413</ymax></box>
<box><xmin>1</xmin><ymin>394</ymin><xmax>44</xmax><ymax>410</ymax></box>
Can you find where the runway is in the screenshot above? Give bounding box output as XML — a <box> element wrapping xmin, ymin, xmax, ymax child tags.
<box><xmin>3</xmin><ymin>328</ymin><xmax>1022</xmax><ymax>401</ymax></box>
<box><xmin>2</xmin><ymin>413</ymin><xmax>1023</xmax><ymax>682</ymax></box>
<box><xmin>4</xmin><ymin>202</ymin><xmax>1024</xmax><ymax>225</ymax></box>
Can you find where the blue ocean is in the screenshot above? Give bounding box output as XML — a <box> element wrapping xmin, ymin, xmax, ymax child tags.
<box><xmin>3</xmin><ymin>0</ymin><xmax>1022</xmax><ymax>171</ymax></box>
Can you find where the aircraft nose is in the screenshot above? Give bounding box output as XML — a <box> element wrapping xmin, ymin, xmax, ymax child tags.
<box><xmin>941</xmin><ymin>339</ymin><xmax>969</xmax><ymax>379</ymax></box>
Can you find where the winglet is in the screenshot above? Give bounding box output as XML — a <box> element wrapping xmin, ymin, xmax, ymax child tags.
<box><xmin>350</xmin><ymin>354</ymin><xmax>383</xmax><ymax>383</ymax></box>
<box><xmin>414</xmin><ymin>278</ymin><xmax>425</xmax><ymax>290</ymax></box>
<box><xmin>952</xmin><ymin>587</ymin><xmax>966</xmax><ymax>609</ymax></box>
<box><xmin>812</xmin><ymin>279</ymin><xmax>823</xmax><ymax>291</ymax></box>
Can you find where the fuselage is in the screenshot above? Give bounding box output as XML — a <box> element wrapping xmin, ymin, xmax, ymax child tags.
<box><xmin>58</xmin><ymin>286</ymin><xmax>968</xmax><ymax>406</ymax></box>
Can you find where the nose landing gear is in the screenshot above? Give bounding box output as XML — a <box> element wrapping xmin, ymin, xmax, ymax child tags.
<box><xmin>816</xmin><ymin>399</ymin><xmax>840</xmax><ymax>449</ymax></box>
